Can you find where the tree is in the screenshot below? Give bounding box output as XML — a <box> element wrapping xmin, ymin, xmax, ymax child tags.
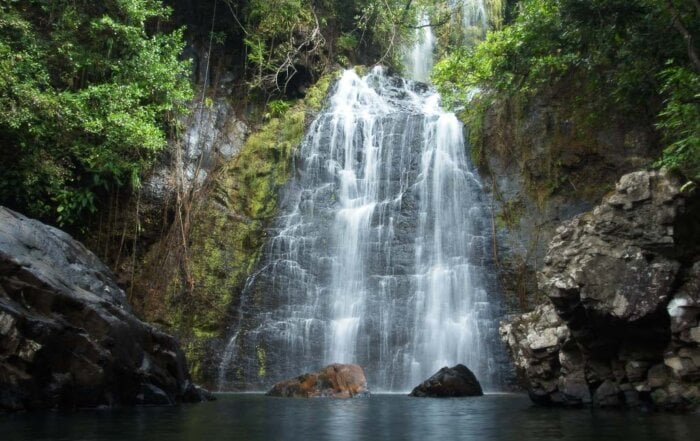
<box><xmin>0</xmin><ymin>0</ymin><xmax>192</xmax><ymax>226</ymax></box>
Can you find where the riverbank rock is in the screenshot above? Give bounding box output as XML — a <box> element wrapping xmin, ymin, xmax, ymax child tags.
<box><xmin>500</xmin><ymin>170</ymin><xmax>700</xmax><ymax>411</ymax></box>
<box><xmin>0</xmin><ymin>207</ymin><xmax>212</xmax><ymax>412</ymax></box>
<box><xmin>266</xmin><ymin>364</ymin><xmax>369</xmax><ymax>398</ymax></box>
<box><xmin>409</xmin><ymin>364</ymin><xmax>484</xmax><ymax>397</ymax></box>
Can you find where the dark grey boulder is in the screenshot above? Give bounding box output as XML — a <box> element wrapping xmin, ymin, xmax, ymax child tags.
<box><xmin>0</xmin><ymin>207</ymin><xmax>212</xmax><ymax>411</ymax></box>
<box><xmin>409</xmin><ymin>364</ymin><xmax>484</xmax><ymax>397</ymax></box>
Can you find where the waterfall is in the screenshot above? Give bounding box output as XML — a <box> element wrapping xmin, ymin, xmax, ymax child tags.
<box><xmin>217</xmin><ymin>5</ymin><xmax>504</xmax><ymax>393</ymax></box>
<box><xmin>404</xmin><ymin>14</ymin><xmax>435</xmax><ymax>83</ymax></box>
<box><xmin>217</xmin><ymin>69</ymin><xmax>502</xmax><ymax>392</ymax></box>
<box><xmin>452</xmin><ymin>0</ymin><xmax>489</xmax><ymax>30</ymax></box>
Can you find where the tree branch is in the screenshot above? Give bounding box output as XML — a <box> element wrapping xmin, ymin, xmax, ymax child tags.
<box><xmin>667</xmin><ymin>1</ymin><xmax>700</xmax><ymax>72</ymax></box>
<box><xmin>222</xmin><ymin>0</ymin><xmax>248</xmax><ymax>35</ymax></box>
<box><xmin>404</xmin><ymin>17</ymin><xmax>452</xmax><ymax>29</ymax></box>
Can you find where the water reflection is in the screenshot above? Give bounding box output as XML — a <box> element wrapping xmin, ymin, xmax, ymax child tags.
<box><xmin>2</xmin><ymin>394</ymin><xmax>698</xmax><ymax>441</ymax></box>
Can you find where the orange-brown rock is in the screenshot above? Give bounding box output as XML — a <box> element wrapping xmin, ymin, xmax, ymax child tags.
<box><xmin>266</xmin><ymin>364</ymin><xmax>370</xmax><ymax>398</ymax></box>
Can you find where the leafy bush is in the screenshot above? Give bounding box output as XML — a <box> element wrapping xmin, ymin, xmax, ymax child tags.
<box><xmin>242</xmin><ymin>0</ymin><xmax>422</xmax><ymax>93</ymax></box>
<box><xmin>656</xmin><ymin>65</ymin><xmax>700</xmax><ymax>180</ymax></box>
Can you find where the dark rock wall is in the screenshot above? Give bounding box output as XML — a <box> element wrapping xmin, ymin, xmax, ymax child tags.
<box><xmin>0</xmin><ymin>207</ymin><xmax>208</xmax><ymax>411</ymax></box>
<box><xmin>475</xmin><ymin>89</ymin><xmax>660</xmax><ymax>312</ymax></box>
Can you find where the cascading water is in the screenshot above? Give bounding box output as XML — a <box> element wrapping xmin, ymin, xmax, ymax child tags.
<box><xmin>451</xmin><ymin>0</ymin><xmax>489</xmax><ymax>30</ymax></box>
<box><xmin>217</xmin><ymin>7</ymin><xmax>504</xmax><ymax>393</ymax></box>
<box><xmin>404</xmin><ymin>14</ymin><xmax>435</xmax><ymax>83</ymax></box>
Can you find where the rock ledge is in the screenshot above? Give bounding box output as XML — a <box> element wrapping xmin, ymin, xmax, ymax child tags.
<box><xmin>500</xmin><ymin>170</ymin><xmax>700</xmax><ymax>411</ymax></box>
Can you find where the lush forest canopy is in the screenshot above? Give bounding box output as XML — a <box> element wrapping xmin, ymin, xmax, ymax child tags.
<box><xmin>0</xmin><ymin>0</ymin><xmax>698</xmax><ymax>229</ymax></box>
<box><xmin>0</xmin><ymin>0</ymin><xmax>426</xmax><ymax>228</ymax></box>
<box><xmin>433</xmin><ymin>0</ymin><xmax>700</xmax><ymax>181</ymax></box>
<box><xmin>0</xmin><ymin>0</ymin><xmax>192</xmax><ymax>226</ymax></box>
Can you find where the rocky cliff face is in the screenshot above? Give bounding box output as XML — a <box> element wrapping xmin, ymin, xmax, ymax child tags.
<box><xmin>474</xmin><ymin>88</ymin><xmax>660</xmax><ymax>312</ymax></box>
<box><xmin>0</xmin><ymin>207</ymin><xmax>210</xmax><ymax>411</ymax></box>
<box><xmin>500</xmin><ymin>170</ymin><xmax>700</xmax><ymax>410</ymax></box>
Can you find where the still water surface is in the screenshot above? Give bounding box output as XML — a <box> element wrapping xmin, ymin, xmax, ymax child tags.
<box><xmin>2</xmin><ymin>394</ymin><xmax>698</xmax><ymax>441</ymax></box>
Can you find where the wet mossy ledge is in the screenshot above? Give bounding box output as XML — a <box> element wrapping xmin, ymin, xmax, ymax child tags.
<box><xmin>133</xmin><ymin>71</ymin><xmax>339</xmax><ymax>387</ymax></box>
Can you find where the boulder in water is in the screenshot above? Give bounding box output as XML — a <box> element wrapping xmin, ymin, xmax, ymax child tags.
<box><xmin>266</xmin><ymin>363</ymin><xmax>369</xmax><ymax>398</ymax></box>
<box><xmin>409</xmin><ymin>364</ymin><xmax>484</xmax><ymax>397</ymax></box>
<box><xmin>0</xmin><ymin>207</ymin><xmax>212</xmax><ymax>411</ymax></box>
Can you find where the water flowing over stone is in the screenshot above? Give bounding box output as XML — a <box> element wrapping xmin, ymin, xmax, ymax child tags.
<box><xmin>217</xmin><ymin>67</ymin><xmax>502</xmax><ymax>392</ymax></box>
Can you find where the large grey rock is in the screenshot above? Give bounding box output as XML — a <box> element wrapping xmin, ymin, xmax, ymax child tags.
<box><xmin>0</xmin><ymin>207</ymin><xmax>211</xmax><ymax>411</ymax></box>
<box><xmin>409</xmin><ymin>364</ymin><xmax>484</xmax><ymax>397</ymax></box>
<box><xmin>145</xmin><ymin>96</ymin><xmax>249</xmax><ymax>202</ymax></box>
<box><xmin>541</xmin><ymin>170</ymin><xmax>683</xmax><ymax>328</ymax></box>
<box><xmin>501</xmin><ymin>170</ymin><xmax>700</xmax><ymax>411</ymax></box>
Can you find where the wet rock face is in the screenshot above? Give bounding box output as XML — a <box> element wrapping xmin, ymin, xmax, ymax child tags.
<box><xmin>0</xmin><ymin>207</ymin><xmax>211</xmax><ymax>411</ymax></box>
<box><xmin>501</xmin><ymin>170</ymin><xmax>700</xmax><ymax>411</ymax></box>
<box><xmin>409</xmin><ymin>364</ymin><xmax>484</xmax><ymax>397</ymax></box>
<box><xmin>266</xmin><ymin>364</ymin><xmax>369</xmax><ymax>398</ymax></box>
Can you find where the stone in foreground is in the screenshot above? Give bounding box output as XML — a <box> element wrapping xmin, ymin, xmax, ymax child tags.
<box><xmin>0</xmin><ymin>207</ymin><xmax>212</xmax><ymax>411</ymax></box>
<box><xmin>409</xmin><ymin>364</ymin><xmax>484</xmax><ymax>397</ymax></box>
<box><xmin>266</xmin><ymin>363</ymin><xmax>369</xmax><ymax>398</ymax></box>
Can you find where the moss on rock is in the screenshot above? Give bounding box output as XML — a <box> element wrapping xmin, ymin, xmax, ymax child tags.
<box><xmin>134</xmin><ymin>71</ymin><xmax>338</xmax><ymax>387</ymax></box>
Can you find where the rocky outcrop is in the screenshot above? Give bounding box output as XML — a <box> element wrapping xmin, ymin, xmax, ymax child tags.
<box><xmin>500</xmin><ymin>170</ymin><xmax>700</xmax><ymax>410</ymax></box>
<box><xmin>409</xmin><ymin>364</ymin><xmax>484</xmax><ymax>397</ymax></box>
<box><xmin>0</xmin><ymin>207</ymin><xmax>211</xmax><ymax>411</ymax></box>
<box><xmin>266</xmin><ymin>364</ymin><xmax>369</xmax><ymax>398</ymax></box>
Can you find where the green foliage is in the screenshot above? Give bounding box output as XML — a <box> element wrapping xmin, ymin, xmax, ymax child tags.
<box><xmin>434</xmin><ymin>0</ymin><xmax>700</xmax><ymax>181</ymax></box>
<box><xmin>265</xmin><ymin>99</ymin><xmax>291</xmax><ymax>119</ymax></box>
<box><xmin>241</xmin><ymin>0</ymin><xmax>422</xmax><ymax>93</ymax></box>
<box><xmin>656</xmin><ymin>65</ymin><xmax>700</xmax><ymax>180</ymax></box>
<box><xmin>0</xmin><ymin>0</ymin><xmax>192</xmax><ymax>226</ymax></box>
<box><xmin>336</xmin><ymin>33</ymin><xmax>358</xmax><ymax>53</ymax></box>
<box><xmin>256</xmin><ymin>345</ymin><xmax>266</xmax><ymax>378</ymax></box>
<box><xmin>242</xmin><ymin>0</ymin><xmax>318</xmax><ymax>91</ymax></box>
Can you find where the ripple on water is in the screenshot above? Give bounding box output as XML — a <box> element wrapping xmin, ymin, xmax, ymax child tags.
<box><xmin>1</xmin><ymin>394</ymin><xmax>699</xmax><ymax>441</ymax></box>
